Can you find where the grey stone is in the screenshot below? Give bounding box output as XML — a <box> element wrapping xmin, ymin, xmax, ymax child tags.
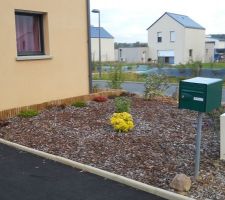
<box><xmin>170</xmin><ymin>174</ymin><xmax>192</xmax><ymax>192</ymax></box>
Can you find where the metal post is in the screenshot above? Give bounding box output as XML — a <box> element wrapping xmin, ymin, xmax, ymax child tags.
<box><xmin>92</xmin><ymin>9</ymin><xmax>101</xmax><ymax>79</ymax></box>
<box><xmin>98</xmin><ymin>12</ymin><xmax>101</xmax><ymax>79</ymax></box>
<box><xmin>194</xmin><ymin>112</ymin><xmax>203</xmax><ymax>178</ymax></box>
<box><xmin>86</xmin><ymin>0</ymin><xmax>92</xmax><ymax>93</ymax></box>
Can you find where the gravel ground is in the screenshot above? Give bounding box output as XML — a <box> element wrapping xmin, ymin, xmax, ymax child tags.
<box><xmin>0</xmin><ymin>96</ymin><xmax>225</xmax><ymax>200</ymax></box>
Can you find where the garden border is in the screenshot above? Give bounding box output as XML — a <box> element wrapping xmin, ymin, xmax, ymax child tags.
<box><xmin>0</xmin><ymin>89</ymin><xmax>124</xmax><ymax>120</ymax></box>
<box><xmin>0</xmin><ymin>138</ymin><xmax>195</xmax><ymax>200</ymax></box>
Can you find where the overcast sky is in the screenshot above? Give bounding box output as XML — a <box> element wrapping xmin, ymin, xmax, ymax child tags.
<box><xmin>90</xmin><ymin>0</ymin><xmax>225</xmax><ymax>43</ymax></box>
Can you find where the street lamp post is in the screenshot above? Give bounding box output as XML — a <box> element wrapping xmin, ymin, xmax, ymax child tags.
<box><xmin>92</xmin><ymin>9</ymin><xmax>102</xmax><ymax>79</ymax></box>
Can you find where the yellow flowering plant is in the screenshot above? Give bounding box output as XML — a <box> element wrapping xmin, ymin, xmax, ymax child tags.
<box><xmin>110</xmin><ymin>112</ymin><xmax>134</xmax><ymax>132</ymax></box>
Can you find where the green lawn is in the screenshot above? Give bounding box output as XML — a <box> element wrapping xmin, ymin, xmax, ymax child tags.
<box><xmin>92</xmin><ymin>62</ymin><xmax>225</xmax><ymax>72</ymax></box>
<box><xmin>92</xmin><ymin>72</ymin><xmax>186</xmax><ymax>84</ymax></box>
<box><xmin>92</xmin><ymin>61</ymin><xmax>225</xmax><ymax>84</ymax></box>
<box><xmin>175</xmin><ymin>62</ymin><xmax>225</xmax><ymax>69</ymax></box>
<box><xmin>93</xmin><ymin>72</ymin><xmax>147</xmax><ymax>82</ymax></box>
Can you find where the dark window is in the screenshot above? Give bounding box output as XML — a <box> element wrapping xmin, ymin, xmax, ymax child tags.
<box><xmin>15</xmin><ymin>12</ymin><xmax>44</xmax><ymax>56</ymax></box>
<box><xmin>158</xmin><ymin>56</ymin><xmax>174</xmax><ymax>64</ymax></box>
<box><xmin>157</xmin><ymin>32</ymin><xmax>162</xmax><ymax>43</ymax></box>
<box><xmin>165</xmin><ymin>57</ymin><xmax>169</xmax><ymax>63</ymax></box>
<box><xmin>189</xmin><ymin>49</ymin><xmax>193</xmax><ymax>57</ymax></box>
<box><xmin>119</xmin><ymin>49</ymin><xmax>122</xmax><ymax>57</ymax></box>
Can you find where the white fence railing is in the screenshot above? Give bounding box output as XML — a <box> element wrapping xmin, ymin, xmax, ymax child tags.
<box><xmin>220</xmin><ymin>114</ymin><xmax>225</xmax><ymax>160</ymax></box>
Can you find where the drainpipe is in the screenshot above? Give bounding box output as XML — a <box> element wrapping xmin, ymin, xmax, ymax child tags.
<box><xmin>86</xmin><ymin>0</ymin><xmax>92</xmax><ymax>93</ymax></box>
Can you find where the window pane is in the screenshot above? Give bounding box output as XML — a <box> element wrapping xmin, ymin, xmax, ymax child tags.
<box><xmin>170</xmin><ymin>31</ymin><xmax>175</xmax><ymax>42</ymax></box>
<box><xmin>157</xmin><ymin>32</ymin><xmax>162</xmax><ymax>42</ymax></box>
<box><xmin>15</xmin><ymin>14</ymin><xmax>43</xmax><ymax>55</ymax></box>
<box><xmin>189</xmin><ymin>49</ymin><xmax>193</xmax><ymax>57</ymax></box>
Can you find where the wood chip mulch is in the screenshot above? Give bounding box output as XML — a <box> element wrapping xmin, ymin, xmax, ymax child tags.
<box><xmin>0</xmin><ymin>96</ymin><xmax>225</xmax><ymax>200</ymax></box>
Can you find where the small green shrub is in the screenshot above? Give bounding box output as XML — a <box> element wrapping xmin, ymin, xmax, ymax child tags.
<box><xmin>115</xmin><ymin>97</ymin><xmax>130</xmax><ymax>113</ymax></box>
<box><xmin>18</xmin><ymin>109</ymin><xmax>39</xmax><ymax>118</ymax></box>
<box><xmin>72</xmin><ymin>101</ymin><xmax>87</xmax><ymax>108</ymax></box>
<box><xmin>144</xmin><ymin>73</ymin><xmax>169</xmax><ymax>100</ymax></box>
<box><xmin>107</xmin><ymin>64</ymin><xmax>124</xmax><ymax>89</ymax></box>
<box><xmin>191</xmin><ymin>61</ymin><xmax>203</xmax><ymax>76</ymax></box>
<box><xmin>92</xmin><ymin>84</ymin><xmax>99</xmax><ymax>93</ymax></box>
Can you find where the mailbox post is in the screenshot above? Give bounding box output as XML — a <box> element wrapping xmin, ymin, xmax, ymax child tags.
<box><xmin>195</xmin><ymin>112</ymin><xmax>203</xmax><ymax>178</ymax></box>
<box><xmin>179</xmin><ymin>77</ymin><xmax>222</xmax><ymax>178</ymax></box>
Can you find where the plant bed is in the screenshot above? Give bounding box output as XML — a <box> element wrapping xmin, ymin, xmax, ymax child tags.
<box><xmin>0</xmin><ymin>97</ymin><xmax>224</xmax><ymax>200</ymax></box>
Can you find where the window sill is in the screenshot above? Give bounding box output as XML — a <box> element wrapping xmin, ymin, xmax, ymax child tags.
<box><xmin>16</xmin><ymin>55</ymin><xmax>53</xmax><ymax>61</ymax></box>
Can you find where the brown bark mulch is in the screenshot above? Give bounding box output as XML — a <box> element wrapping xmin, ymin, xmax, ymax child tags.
<box><xmin>0</xmin><ymin>97</ymin><xmax>224</xmax><ymax>200</ymax></box>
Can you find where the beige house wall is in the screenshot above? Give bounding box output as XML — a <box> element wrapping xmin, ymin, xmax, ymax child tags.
<box><xmin>91</xmin><ymin>38</ymin><xmax>115</xmax><ymax>61</ymax></box>
<box><xmin>184</xmin><ymin>28</ymin><xmax>205</xmax><ymax>63</ymax></box>
<box><xmin>115</xmin><ymin>47</ymin><xmax>149</xmax><ymax>63</ymax></box>
<box><xmin>216</xmin><ymin>41</ymin><xmax>225</xmax><ymax>49</ymax></box>
<box><xmin>205</xmin><ymin>42</ymin><xmax>215</xmax><ymax>62</ymax></box>
<box><xmin>148</xmin><ymin>14</ymin><xmax>205</xmax><ymax>64</ymax></box>
<box><xmin>0</xmin><ymin>0</ymin><xmax>89</xmax><ymax>111</ymax></box>
<box><xmin>148</xmin><ymin>14</ymin><xmax>185</xmax><ymax>64</ymax></box>
<box><xmin>205</xmin><ymin>37</ymin><xmax>225</xmax><ymax>49</ymax></box>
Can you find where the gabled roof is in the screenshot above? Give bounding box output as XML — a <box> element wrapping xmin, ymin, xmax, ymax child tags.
<box><xmin>147</xmin><ymin>12</ymin><xmax>205</xmax><ymax>30</ymax></box>
<box><xmin>90</xmin><ymin>26</ymin><xmax>114</xmax><ymax>39</ymax></box>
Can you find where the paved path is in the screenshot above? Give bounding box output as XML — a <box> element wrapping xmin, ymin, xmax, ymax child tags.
<box><xmin>93</xmin><ymin>80</ymin><xmax>225</xmax><ymax>101</ymax></box>
<box><xmin>0</xmin><ymin>143</ymin><xmax>166</xmax><ymax>200</ymax></box>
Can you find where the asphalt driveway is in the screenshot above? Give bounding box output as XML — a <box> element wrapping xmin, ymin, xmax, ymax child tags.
<box><xmin>0</xmin><ymin>143</ymin><xmax>166</xmax><ymax>200</ymax></box>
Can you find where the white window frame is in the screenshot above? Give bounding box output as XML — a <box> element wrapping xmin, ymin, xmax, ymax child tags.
<box><xmin>170</xmin><ymin>31</ymin><xmax>175</xmax><ymax>42</ymax></box>
<box><xmin>157</xmin><ymin>32</ymin><xmax>162</xmax><ymax>43</ymax></box>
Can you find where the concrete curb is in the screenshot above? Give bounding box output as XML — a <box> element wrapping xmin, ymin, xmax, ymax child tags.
<box><xmin>0</xmin><ymin>138</ymin><xmax>195</xmax><ymax>200</ymax></box>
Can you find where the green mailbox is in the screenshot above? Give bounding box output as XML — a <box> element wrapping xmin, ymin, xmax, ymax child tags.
<box><xmin>179</xmin><ymin>77</ymin><xmax>223</xmax><ymax>112</ymax></box>
<box><xmin>179</xmin><ymin>77</ymin><xmax>223</xmax><ymax>178</ymax></box>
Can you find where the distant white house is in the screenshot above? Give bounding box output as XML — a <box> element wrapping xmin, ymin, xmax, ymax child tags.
<box><xmin>147</xmin><ymin>12</ymin><xmax>205</xmax><ymax>64</ymax></box>
<box><xmin>205</xmin><ymin>41</ymin><xmax>215</xmax><ymax>63</ymax></box>
<box><xmin>91</xmin><ymin>26</ymin><xmax>115</xmax><ymax>62</ymax></box>
<box><xmin>205</xmin><ymin>36</ymin><xmax>225</xmax><ymax>62</ymax></box>
<box><xmin>205</xmin><ymin>36</ymin><xmax>225</xmax><ymax>49</ymax></box>
<box><xmin>115</xmin><ymin>47</ymin><xmax>149</xmax><ymax>63</ymax></box>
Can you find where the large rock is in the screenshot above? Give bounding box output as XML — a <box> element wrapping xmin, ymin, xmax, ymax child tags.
<box><xmin>170</xmin><ymin>174</ymin><xmax>192</xmax><ymax>192</ymax></box>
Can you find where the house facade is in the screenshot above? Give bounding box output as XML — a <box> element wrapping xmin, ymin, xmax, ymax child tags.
<box><xmin>205</xmin><ymin>41</ymin><xmax>215</xmax><ymax>63</ymax></box>
<box><xmin>147</xmin><ymin>12</ymin><xmax>205</xmax><ymax>64</ymax></box>
<box><xmin>205</xmin><ymin>36</ymin><xmax>225</xmax><ymax>49</ymax></box>
<box><xmin>91</xmin><ymin>26</ymin><xmax>115</xmax><ymax>61</ymax></box>
<box><xmin>115</xmin><ymin>47</ymin><xmax>149</xmax><ymax>63</ymax></box>
<box><xmin>0</xmin><ymin>0</ymin><xmax>90</xmax><ymax>111</ymax></box>
<box><xmin>205</xmin><ymin>36</ymin><xmax>225</xmax><ymax>62</ymax></box>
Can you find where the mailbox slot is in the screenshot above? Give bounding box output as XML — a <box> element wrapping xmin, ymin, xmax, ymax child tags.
<box><xmin>181</xmin><ymin>90</ymin><xmax>204</xmax><ymax>101</ymax></box>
